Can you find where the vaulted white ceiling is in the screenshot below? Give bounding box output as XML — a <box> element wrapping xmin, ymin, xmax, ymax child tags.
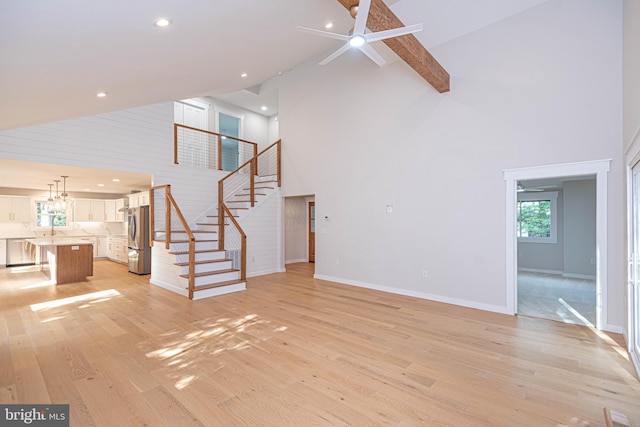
<box><xmin>0</xmin><ymin>0</ymin><xmax>550</xmax><ymax>131</ymax></box>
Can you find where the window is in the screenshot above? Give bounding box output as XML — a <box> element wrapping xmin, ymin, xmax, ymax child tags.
<box><xmin>35</xmin><ymin>200</ymin><xmax>68</xmax><ymax>229</ymax></box>
<box><xmin>517</xmin><ymin>191</ymin><xmax>558</xmax><ymax>244</ymax></box>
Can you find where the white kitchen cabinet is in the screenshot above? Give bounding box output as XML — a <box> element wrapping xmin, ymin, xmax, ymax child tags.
<box><xmin>104</xmin><ymin>198</ymin><xmax>126</xmax><ymax>222</ymax></box>
<box><xmin>128</xmin><ymin>191</ymin><xmax>149</xmax><ymax>209</ymax></box>
<box><xmin>0</xmin><ymin>196</ymin><xmax>31</xmax><ymax>222</ymax></box>
<box><xmin>97</xmin><ymin>237</ymin><xmax>108</xmax><ymax>258</ymax></box>
<box><xmin>76</xmin><ymin>199</ymin><xmax>106</xmax><ymax>222</ymax></box>
<box><xmin>115</xmin><ymin>199</ymin><xmax>125</xmax><ymax>222</ymax></box>
<box><xmin>0</xmin><ymin>239</ymin><xmax>6</xmax><ymax>267</ymax></box>
<box><xmin>107</xmin><ymin>236</ymin><xmax>128</xmax><ymax>264</ymax></box>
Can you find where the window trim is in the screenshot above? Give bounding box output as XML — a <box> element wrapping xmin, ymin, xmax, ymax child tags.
<box><xmin>32</xmin><ymin>198</ymin><xmax>71</xmax><ymax>231</ymax></box>
<box><xmin>516</xmin><ymin>191</ymin><xmax>558</xmax><ymax>244</ymax></box>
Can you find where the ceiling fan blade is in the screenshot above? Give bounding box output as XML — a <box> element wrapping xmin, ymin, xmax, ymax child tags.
<box><xmin>319</xmin><ymin>43</ymin><xmax>351</xmax><ymax>65</ymax></box>
<box><xmin>365</xmin><ymin>23</ymin><xmax>423</xmax><ymax>43</ymax></box>
<box><xmin>353</xmin><ymin>0</ymin><xmax>372</xmax><ymax>36</ymax></box>
<box><xmin>358</xmin><ymin>43</ymin><xmax>386</xmax><ymax>66</ymax></box>
<box><xmin>297</xmin><ymin>26</ymin><xmax>349</xmax><ymax>41</ymax></box>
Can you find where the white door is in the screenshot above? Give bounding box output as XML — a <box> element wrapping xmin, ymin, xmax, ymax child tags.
<box><xmin>174</xmin><ymin>100</ymin><xmax>210</xmax><ymax>168</ymax></box>
<box><xmin>630</xmin><ymin>162</ymin><xmax>640</xmax><ymax>374</ymax></box>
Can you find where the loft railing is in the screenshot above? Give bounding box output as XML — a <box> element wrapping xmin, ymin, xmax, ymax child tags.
<box><xmin>174</xmin><ymin>124</ymin><xmax>258</xmax><ymax>171</ymax></box>
<box><xmin>150</xmin><ymin>184</ymin><xmax>197</xmax><ymax>299</ymax></box>
<box><xmin>217</xmin><ymin>139</ymin><xmax>281</xmax><ymax>250</ymax></box>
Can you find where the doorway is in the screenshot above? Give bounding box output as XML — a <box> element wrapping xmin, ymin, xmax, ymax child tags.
<box><xmin>504</xmin><ymin>160</ymin><xmax>610</xmax><ymax>330</ymax></box>
<box><xmin>309</xmin><ymin>202</ymin><xmax>315</xmax><ymax>263</ymax></box>
<box><xmin>174</xmin><ymin>100</ymin><xmax>210</xmax><ymax>168</ymax></box>
<box><xmin>628</xmin><ymin>161</ymin><xmax>640</xmax><ymax>375</ymax></box>
<box><xmin>217</xmin><ymin>112</ymin><xmax>242</xmax><ymax>172</ymax></box>
<box><xmin>283</xmin><ymin>195</ymin><xmax>315</xmax><ymax>268</ymax></box>
<box><xmin>515</xmin><ymin>177</ymin><xmax>596</xmax><ymax>326</ymax></box>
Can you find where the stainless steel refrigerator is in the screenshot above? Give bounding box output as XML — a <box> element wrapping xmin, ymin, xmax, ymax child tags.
<box><xmin>128</xmin><ymin>205</ymin><xmax>151</xmax><ymax>274</ymax></box>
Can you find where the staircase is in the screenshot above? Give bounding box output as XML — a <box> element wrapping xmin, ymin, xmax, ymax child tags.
<box><xmin>150</xmin><ymin>139</ymin><xmax>281</xmax><ymax>300</ymax></box>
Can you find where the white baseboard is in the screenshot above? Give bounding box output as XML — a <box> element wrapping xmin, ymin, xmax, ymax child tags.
<box><xmin>285</xmin><ymin>258</ymin><xmax>308</xmax><ymax>264</ymax></box>
<box><xmin>517</xmin><ymin>268</ymin><xmax>596</xmax><ymax>280</ymax></box>
<box><xmin>247</xmin><ymin>268</ymin><xmax>286</xmax><ymax>278</ymax></box>
<box><xmin>150</xmin><ymin>278</ymin><xmax>188</xmax><ymax>297</ymax></box>
<box><xmin>602</xmin><ymin>323</ymin><xmax>624</xmax><ymax>334</ymax></box>
<box><xmin>313</xmin><ymin>274</ymin><xmax>511</xmax><ymax>316</ymax></box>
<box><xmin>517</xmin><ymin>268</ymin><xmax>563</xmax><ymax>275</ymax></box>
<box><xmin>192</xmin><ymin>282</ymin><xmax>246</xmax><ymax>300</ymax></box>
<box><xmin>562</xmin><ymin>272</ymin><xmax>597</xmax><ymax>280</ymax></box>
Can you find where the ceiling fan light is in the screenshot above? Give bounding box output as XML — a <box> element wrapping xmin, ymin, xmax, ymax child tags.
<box><xmin>349</xmin><ymin>35</ymin><xmax>365</xmax><ymax>47</ymax></box>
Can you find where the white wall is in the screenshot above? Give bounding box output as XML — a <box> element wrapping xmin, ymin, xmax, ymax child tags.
<box><xmin>624</xmin><ymin>0</ymin><xmax>640</xmax><ymax>148</ymax></box>
<box><xmin>242</xmin><ymin>190</ymin><xmax>285</xmax><ymax>277</ymax></box>
<box><xmin>563</xmin><ymin>180</ymin><xmax>597</xmax><ymax>277</ymax></box>
<box><xmin>277</xmin><ymin>0</ymin><xmax>624</xmax><ymax>323</ymax></box>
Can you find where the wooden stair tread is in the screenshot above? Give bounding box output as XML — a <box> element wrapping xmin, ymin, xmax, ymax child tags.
<box><xmin>169</xmin><ymin>249</ymin><xmax>224</xmax><ymax>255</ymax></box>
<box><xmin>171</xmin><ymin>239</ymin><xmax>218</xmax><ymax>243</ymax></box>
<box><xmin>174</xmin><ymin>258</ymin><xmax>232</xmax><ymax>267</ymax></box>
<box><xmin>193</xmin><ymin>279</ymin><xmax>246</xmax><ymax>292</ymax></box>
<box><xmin>180</xmin><ymin>268</ymin><xmax>239</xmax><ymax>278</ymax></box>
<box><xmin>244</xmin><ymin>185</ymin><xmax>274</xmax><ymax>190</ymax></box>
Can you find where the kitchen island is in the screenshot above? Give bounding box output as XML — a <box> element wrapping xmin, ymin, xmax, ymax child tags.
<box><xmin>26</xmin><ymin>238</ymin><xmax>93</xmax><ymax>285</ymax></box>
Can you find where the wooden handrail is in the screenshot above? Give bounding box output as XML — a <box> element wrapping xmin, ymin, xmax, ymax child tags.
<box><xmin>221</xmin><ymin>203</ymin><xmax>247</xmax><ymax>281</ymax></box>
<box><xmin>174</xmin><ymin>123</ymin><xmax>259</xmax><ymax>147</ymax></box>
<box><xmin>150</xmin><ymin>184</ymin><xmax>197</xmax><ymax>299</ymax></box>
<box><xmin>217</xmin><ymin>139</ymin><xmax>282</xmax><ymax>253</ymax></box>
<box><xmin>166</xmin><ymin>192</ymin><xmax>196</xmax><ymax>299</ymax></box>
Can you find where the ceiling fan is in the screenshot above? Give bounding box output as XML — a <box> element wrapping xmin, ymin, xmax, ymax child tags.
<box><xmin>297</xmin><ymin>0</ymin><xmax>423</xmax><ymax>66</ymax></box>
<box><xmin>517</xmin><ymin>182</ymin><xmax>558</xmax><ymax>193</ymax></box>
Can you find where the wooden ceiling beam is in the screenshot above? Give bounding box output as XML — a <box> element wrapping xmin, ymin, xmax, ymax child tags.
<box><xmin>336</xmin><ymin>0</ymin><xmax>450</xmax><ymax>93</ymax></box>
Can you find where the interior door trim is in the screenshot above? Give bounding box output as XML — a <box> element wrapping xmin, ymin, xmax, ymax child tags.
<box><xmin>504</xmin><ymin>159</ymin><xmax>612</xmax><ymax>331</ymax></box>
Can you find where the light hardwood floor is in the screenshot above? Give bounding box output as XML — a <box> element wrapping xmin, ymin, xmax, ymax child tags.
<box><xmin>1</xmin><ymin>261</ymin><xmax>638</xmax><ymax>426</ymax></box>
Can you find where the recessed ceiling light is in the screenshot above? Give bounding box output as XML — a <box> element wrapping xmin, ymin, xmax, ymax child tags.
<box><xmin>96</xmin><ymin>92</ymin><xmax>108</xmax><ymax>98</ymax></box>
<box><xmin>153</xmin><ymin>18</ymin><xmax>172</xmax><ymax>28</ymax></box>
<box><xmin>84</xmin><ymin>188</ymin><xmax>91</xmax><ymax>192</ymax></box>
<box><xmin>325</xmin><ymin>22</ymin><xmax>334</xmax><ymax>29</ymax></box>
<box><xmin>112</xmin><ymin>178</ymin><xmax>120</xmax><ymax>182</ymax></box>
<box><xmin>241</xmin><ymin>73</ymin><xmax>248</xmax><ymax>78</ymax></box>
<box><xmin>261</xmin><ymin>106</ymin><xmax>268</xmax><ymax>111</ymax></box>
<box><xmin>98</xmin><ymin>183</ymin><xmax>105</xmax><ymax>187</ymax></box>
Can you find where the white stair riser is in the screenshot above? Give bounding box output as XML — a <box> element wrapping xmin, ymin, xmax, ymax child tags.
<box><xmin>180</xmin><ymin>261</ymin><xmax>233</xmax><ymax>275</ymax></box>
<box><xmin>174</xmin><ymin>251</ymin><xmax>226</xmax><ymax>264</ymax></box>
<box><xmin>194</xmin><ymin>271</ymin><xmax>240</xmax><ymax>286</ymax></box>
<box><xmin>197</xmin><ymin>224</ymin><xmax>218</xmax><ymax>231</ymax></box>
<box><xmin>170</xmin><ymin>241</ymin><xmax>218</xmax><ymax>252</ymax></box>
<box><xmin>170</xmin><ymin>232</ymin><xmax>217</xmax><ymax>241</ymax></box>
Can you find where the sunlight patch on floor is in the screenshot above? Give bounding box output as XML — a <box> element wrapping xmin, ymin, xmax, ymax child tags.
<box><xmin>30</xmin><ymin>289</ymin><xmax>121</xmax><ymax>311</ymax></box>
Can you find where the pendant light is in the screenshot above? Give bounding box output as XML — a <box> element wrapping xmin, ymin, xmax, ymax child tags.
<box><xmin>53</xmin><ymin>179</ymin><xmax>61</xmax><ymax>210</ymax></box>
<box><xmin>45</xmin><ymin>183</ymin><xmax>54</xmax><ymax>211</ymax></box>
<box><xmin>60</xmin><ymin>175</ymin><xmax>68</xmax><ymax>208</ymax></box>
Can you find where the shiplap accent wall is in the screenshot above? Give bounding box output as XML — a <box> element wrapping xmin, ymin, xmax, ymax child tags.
<box><xmin>242</xmin><ymin>189</ymin><xmax>284</xmax><ymax>277</ymax></box>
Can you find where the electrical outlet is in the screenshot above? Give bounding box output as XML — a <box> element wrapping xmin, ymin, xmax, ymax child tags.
<box><xmin>590</xmin><ymin>258</ymin><xmax>595</xmax><ymax>265</ymax></box>
<box><xmin>336</xmin><ymin>259</ymin><xmax>340</xmax><ymax>266</ymax></box>
<box><xmin>251</xmin><ymin>256</ymin><xmax>255</xmax><ymax>262</ymax></box>
<box><xmin>422</xmin><ymin>270</ymin><xmax>428</xmax><ymax>279</ymax></box>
